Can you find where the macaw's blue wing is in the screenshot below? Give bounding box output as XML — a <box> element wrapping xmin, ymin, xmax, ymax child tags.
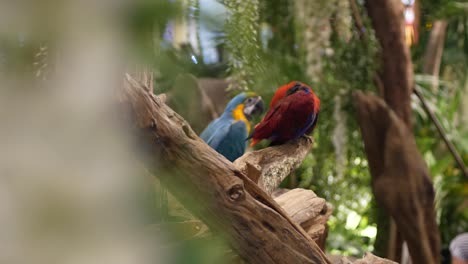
<box><xmin>200</xmin><ymin>118</ymin><xmax>248</xmax><ymax>162</ymax></box>
<box><xmin>201</xmin><ymin>118</ymin><xmax>231</xmax><ymax>150</ymax></box>
<box><xmin>215</xmin><ymin>121</ymin><xmax>248</xmax><ymax>161</ymax></box>
<box><xmin>200</xmin><ymin>118</ymin><xmax>220</xmax><ymax>143</ymax></box>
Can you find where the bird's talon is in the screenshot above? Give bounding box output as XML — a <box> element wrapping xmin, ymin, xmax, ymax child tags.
<box><xmin>301</xmin><ymin>135</ymin><xmax>312</xmax><ymax>143</ymax></box>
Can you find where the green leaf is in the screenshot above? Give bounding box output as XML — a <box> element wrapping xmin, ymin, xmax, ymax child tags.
<box><xmin>431</xmin><ymin>155</ymin><xmax>454</xmax><ymax>176</ymax></box>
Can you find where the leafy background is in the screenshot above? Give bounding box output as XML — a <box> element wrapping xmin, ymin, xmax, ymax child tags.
<box><xmin>1</xmin><ymin>0</ymin><xmax>466</xmax><ymax>263</ymax></box>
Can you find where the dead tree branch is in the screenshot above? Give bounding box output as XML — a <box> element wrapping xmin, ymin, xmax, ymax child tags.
<box><xmin>274</xmin><ymin>188</ymin><xmax>332</xmax><ymax>249</ymax></box>
<box><xmin>332</xmin><ymin>252</ymin><xmax>397</xmax><ymax>264</ymax></box>
<box><xmin>119</xmin><ymin>74</ymin><xmax>331</xmax><ymax>264</ymax></box>
<box><xmin>234</xmin><ymin>138</ymin><xmax>313</xmax><ymax>194</ymax></box>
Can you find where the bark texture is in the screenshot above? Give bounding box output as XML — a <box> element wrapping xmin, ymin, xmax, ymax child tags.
<box><xmin>234</xmin><ymin>138</ymin><xmax>313</xmax><ymax>194</ymax></box>
<box><xmin>331</xmin><ymin>252</ymin><xmax>397</xmax><ymax>264</ymax></box>
<box><xmin>354</xmin><ymin>253</ymin><xmax>398</xmax><ymax>264</ymax></box>
<box><xmin>274</xmin><ymin>188</ymin><xmax>332</xmax><ymax>249</ymax></box>
<box><xmin>198</xmin><ymin>78</ymin><xmax>230</xmax><ymax>116</ymax></box>
<box><xmin>119</xmin><ymin>74</ymin><xmax>331</xmax><ymax>264</ymax></box>
<box><xmin>365</xmin><ymin>0</ymin><xmax>413</xmax><ymax>126</ymax></box>
<box><xmin>422</xmin><ymin>20</ymin><xmax>448</xmax><ymax>76</ymax></box>
<box><xmin>354</xmin><ymin>92</ymin><xmax>440</xmax><ymax>264</ymax></box>
<box><xmin>363</xmin><ymin>1</ymin><xmax>440</xmax><ymax>263</ymax></box>
<box><xmin>422</xmin><ymin>20</ymin><xmax>448</xmax><ymax>92</ymax></box>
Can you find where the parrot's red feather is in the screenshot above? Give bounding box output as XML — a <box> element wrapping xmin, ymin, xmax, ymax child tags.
<box><xmin>269</xmin><ymin>81</ymin><xmax>297</xmax><ymax>108</ymax></box>
<box><xmin>250</xmin><ymin>82</ymin><xmax>320</xmax><ymax>146</ymax></box>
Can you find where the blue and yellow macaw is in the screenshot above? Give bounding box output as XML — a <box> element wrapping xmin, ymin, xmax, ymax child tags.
<box><xmin>200</xmin><ymin>92</ymin><xmax>264</xmax><ymax>161</ymax></box>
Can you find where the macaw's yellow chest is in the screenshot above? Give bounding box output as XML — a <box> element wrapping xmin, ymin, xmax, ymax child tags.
<box><xmin>232</xmin><ymin>104</ymin><xmax>251</xmax><ymax>133</ymax></box>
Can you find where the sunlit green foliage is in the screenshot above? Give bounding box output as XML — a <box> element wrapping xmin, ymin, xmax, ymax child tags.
<box><xmin>223</xmin><ymin>0</ymin><xmax>264</xmax><ymax>91</ymax></box>
<box><xmin>414</xmin><ymin>0</ymin><xmax>467</xmax><ymax>250</ymax></box>
<box><xmin>414</xmin><ymin>76</ymin><xmax>468</xmax><ymax>248</ymax></box>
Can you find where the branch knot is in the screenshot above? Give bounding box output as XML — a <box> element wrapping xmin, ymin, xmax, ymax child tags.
<box><xmin>227</xmin><ymin>184</ymin><xmax>245</xmax><ymax>202</ymax></box>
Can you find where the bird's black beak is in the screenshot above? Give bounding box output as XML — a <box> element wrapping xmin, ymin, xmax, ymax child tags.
<box><xmin>243</xmin><ymin>96</ymin><xmax>264</xmax><ymax>120</ymax></box>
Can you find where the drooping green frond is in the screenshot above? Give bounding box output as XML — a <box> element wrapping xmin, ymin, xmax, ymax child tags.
<box><xmin>223</xmin><ymin>0</ymin><xmax>264</xmax><ymax>91</ymax></box>
<box><xmin>294</xmin><ymin>0</ymin><xmax>336</xmax><ymax>82</ymax></box>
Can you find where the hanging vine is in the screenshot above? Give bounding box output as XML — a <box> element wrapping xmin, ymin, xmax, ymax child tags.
<box><xmin>294</xmin><ymin>0</ymin><xmax>336</xmax><ymax>83</ymax></box>
<box><xmin>331</xmin><ymin>0</ymin><xmax>352</xmax><ymax>180</ymax></box>
<box><xmin>224</xmin><ymin>0</ymin><xmax>263</xmax><ymax>91</ymax></box>
<box><xmin>187</xmin><ymin>0</ymin><xmax>202</xmax><ymax>56</ymax></box>
<box><xmin>335</xmin><ymin>0</ymin><xmax>353</xmax><ymax>42</ymax></box>
<box><xmin>332</xmin><ymin>94</ymin><xmax>348</xmax><ymax>179</ymax></box>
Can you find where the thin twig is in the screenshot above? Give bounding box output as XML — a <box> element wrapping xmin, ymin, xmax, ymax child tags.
<box><xmin>198</xmin><ymin>85</ymin><xmax>220</xmax><ymax>119</ymax></box>
<box><xmin>414</xmin><ymin>85</ymin><xmax>468</xmax><ymax>179</ymax></box>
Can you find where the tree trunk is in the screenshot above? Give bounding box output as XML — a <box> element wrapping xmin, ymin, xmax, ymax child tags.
<box><xmin>365</xmin><ymin>0</ymin><xmax>413</xmax><ymax>127</ymax></box>
<box><xmin>423</xmin><ymin>20</ymin><xmax>448</xmax><ymax>76</ymax></box>
<box><xmin>461</xmin><ymin>70</ymin><xmax>468</xmax><ymax>130</ymax></box>
<box><xmin>362</xmin><ymin>1</ymin><xmax>441</xmax><ymax>263</ymax></box>
<box><xmin>354</xmin><ymin>92</ymin><xmax>440</xmax><ymax>264</ymax></box>
<box><xmin>422</xmin><ymin>20</ymin><xmax>448</xmax><ymax>90</ymax></box>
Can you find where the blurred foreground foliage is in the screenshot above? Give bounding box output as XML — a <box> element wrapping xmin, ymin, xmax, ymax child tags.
<box><xmin>2</xmin><ymin>0</ymin><xmax>465</xmax><ymax>262</ymax></box>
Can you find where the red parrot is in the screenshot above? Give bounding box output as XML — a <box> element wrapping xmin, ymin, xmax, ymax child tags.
<box><xmin>249</xmin><ymin>81</ymin><xmax>320</xmax><ymax>146</ymax></box>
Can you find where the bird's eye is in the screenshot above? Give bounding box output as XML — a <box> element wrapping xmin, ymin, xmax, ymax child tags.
<box><xmin>287</xmin><ymin>83</ymin><xmax>304</xmax><ymax>95</ymax></box>
<box><xmin>246</xmin><ymin>98</ymin><xmax>253</xmax><ymax>104</ymax></box>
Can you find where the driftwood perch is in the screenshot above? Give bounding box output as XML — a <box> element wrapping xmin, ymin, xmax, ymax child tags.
<box><xmin>234</xmin><ymin>138</ymin><xmax>313</xmax><ymax>194</ymax></box>
<box><xmin>119</xmin><ymin>74</ymin><xmax>331</xmax><ymax>264</ymax></box>
<box><xmin>120</xmin><ymin>73</ymin><xmax>396</xmax><ymax>264</ymax></box>
<box><xmin>274</xmin><ymin>188</ymin><xmax>332</xmax><ymax>249</ymax></box>
<box><xmin>152</xmin><ymin>187</ymin><xmax>333</xmax><ymax>252</ymax></box>
<box><xmin>354</xmin><ymin>91</ymin><xmax>440</xmax><ymax>264</ymax></box>
<box><xmin>352</xmin><ymin>253</ymin><xmax>397</xmax><ymax>264</ymax></box>
<box><xmin>331</xmin><ymin>252</ymin><xmax>397</xmax><ymax>264</ymax></box>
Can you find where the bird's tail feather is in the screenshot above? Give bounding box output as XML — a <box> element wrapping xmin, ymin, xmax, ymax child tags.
<box><xmin>245</xmin><ymin>133</ymin><xmax>259</xmax><ymax>147</ymax></box>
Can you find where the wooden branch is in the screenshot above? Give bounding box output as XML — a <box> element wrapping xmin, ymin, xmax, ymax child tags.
<box><xmin>274</xmin><ymin>188</ymin><xmax>332</xmax><ymax>249</ymax></box>
<box><xmin>198</xmin><ymin>84</ymin><xmax>219</xmax><ymax>120</ymax></box>
<box><xmin>353</xmin><ymin>253</ymin><xmax>397</xmax><ymax>264</ymax></box>
<box><xmin>234</xmin><ymin>138</ymin><xmax>313</xmax><ymax>194</ymax></box>
<box><xmin>414</xmin><ymin>85</ymin><xmax>468</xmax><ymax>179</ymax></box>
<box><xmin>354</xmin><ymin>91</ymin><xmax>440</xmax><ymax>264</ymax></box>
<box><xmin>275</xmin><ymin>189</ymin><xmax>331</xmax><ymax>229</ymax></box>
<box><xmin>119</xmin><ymin>74</ymin><xmax>331</xmax><ymax>264</ymax></box>
<box><xmin>197</xmin><ymin>78</ymin><xmax>230</xmax><ymax>116</ymax></box>
<box><xmin>330</xmin><ymin>253</ymin><xmax>397</xmax><ymax>264</ymax></box>
<box><xmin>157</xmin><ymin>186</ymin><xmax>333</xmax><ymax>251</ymax></box>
